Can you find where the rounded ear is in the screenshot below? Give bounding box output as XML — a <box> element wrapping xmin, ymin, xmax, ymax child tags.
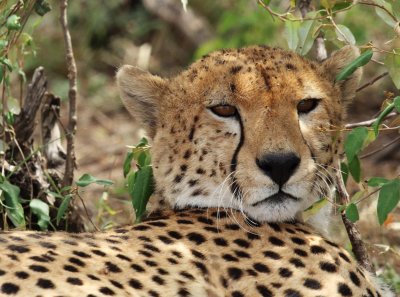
<box><xmin>322</xmin><ymin>45</ymin><xmax>362</xmax><ymax>104</ymax></box>
<box><xmin>116</xmin><ymin>65</ymin><xmax>166</xmax><ymax>138</ymax></box>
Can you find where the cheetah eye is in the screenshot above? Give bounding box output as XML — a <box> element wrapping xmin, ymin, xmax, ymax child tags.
<box><xmin>297</xmin><ymin>99</ymin><xmax>320</xmax><ymax>114</ymax></box>
<box><xmin>209</xmin><ymin>105</ymin><xmax>237</xmax><ymax>118</ymax></box>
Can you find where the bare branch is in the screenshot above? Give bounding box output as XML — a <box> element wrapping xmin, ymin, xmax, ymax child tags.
<box><xmin>335</xmin><ymin>161</ymin><xmax>374</xmax><ymax>273</ymax></box>
<box><xmin>60</xmin><ymin>0</ymin><xmax>78</xmax><ymax>187</ymax></box>
<box><xmin>13</xmin><ymin>67</ymin><xmax>47</xmax><ymax>145</ymax></box>
<box><xmin>41</xmin><ymin>93</ymin><xmax>66</xmax><ymax>168</ymax></box>
<box><xmin>341</xmin><ymin>213</ymin><xmax>374</xmax><ymax>273</ymax></box>
<box><xmin>345</xmin><ymin>112</ymin><xmax>397</xmax><ymax>129</ymax></box>
<box><xmin>356</xmin><ymin>72</ymin><xmax>389</xmax><ymax>93</ymax></box>
<box><xmin>360</xmin><ymin>135</ymin><xmax>400</xmax><ymax>159</ymax></box>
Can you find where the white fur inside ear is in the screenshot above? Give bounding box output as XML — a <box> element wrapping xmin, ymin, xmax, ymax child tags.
<box><xmin>116</xmin><ymin>65</ymin><xmax>166</xmax><ymax>138</ymax></box>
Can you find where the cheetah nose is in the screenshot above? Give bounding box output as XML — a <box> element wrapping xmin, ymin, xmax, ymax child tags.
<box><xmin>256</xmin><ymin>153</ymin><xmax>300</xmax><ymax>187</ymax></box>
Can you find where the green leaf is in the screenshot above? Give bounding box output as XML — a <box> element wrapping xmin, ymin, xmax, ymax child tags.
<box><xmin>348</xmin><ymin>155</ymin><xmax>361</xmax><ymax>183</ymax></box>
<box><xmin>137</xmin><ymin>152</ymin><xmax>147</xmax><ymax>168</ymax></box>
<box><xmin>0</xmin><ymin>57</ymin><xmax>13</xmax><ymax>71</ymax></box>
<box><xmin>137</xmin><ymin>137</ymin><xmax>149</xmax><ymax>147</ymax></box>
<box><xmin>75</xmin><ymin>174</ymin><xmax>114</xmax><ymax>187</ymax></box>
<box><xmin>34</xmin><ymin>0</ymin><xmax>52</xmax><ymax>16</ymax></box>
<box><xmin>5</xmin><ymin>111</ymin><xmax>14</xmax><ymax>125</ymax></box>
<box><xmin>0</xmin><ymin>66</ymin><xmax>4</xmax><ymax>84</ymax></box>
<box><xmin>18</xmin><ymin>69</ymin><xmax>26</xmax><ymax>84</ymax></box>
<box><xmin>130</xmin><ymin>166</ymin><xmax>154</xmax><ymax>223</ymax></box>
<box><xmin>374</xmin><ymin>0</ymin><xmax>396</xmax><ymax>28</ymax></box>
<box><xmin>340</xmin><ymin>162</ymin><xmax>349</xmax><ymax>185</ymax></box>
<box><xmin>372</xmin><ymin>102</ymin><xmax>395</xmax><ymax>136</ymax></box>
<box><xmin>296</xmin><ymin>12</ymin><xmax>318</xmax><ymax>56</ymax></box>
<box><xmin>284</xmin><ymin>15</ymin><xmax>300</xmax><ymax>51</ymax></box>
<box><xmin>6</xmin><ymin>15</ymin><xmax>21</xmax><ymax>30</ymax></box>
<box><xmin>127</xmin><ymin>171</ymin><xmax>137</xmax><ymax>194</ymax></box>
<box><xmin>123</xmin><ymin>152</ymin><xmax>134</xmax><ymax>178</ymax></box>
<box><xmin>350</xmin><ymin>190</ymin><xmax>364</xmax><ymax>203</ymax></box>
<box><xmin>377</xmin><ymin>179</ymin><xmax>400</xmax><ymax>225</ymax></box>
<box><xmin>0</xmin><ymin>40</ymin><xmax>7</xmax><ymax>51</ymax></box>
<box><xmin>302</xmin><ymin>198</ymin><xmax>328</xmax><ymax>221</ymax></box>
<box><xmin>335</xmin><ymin>24</ymin><xmax>356</xmax><ymax>45</ymax></box>
<box><xmin>385</xmin><ymin>52</ymin><xmax>400</xmax><ymax>89</ymax></box>
<box><xmin>394</xmin><ymin>96</ymin><xmax>400</xmax><ymax>112</ymax></box>
<box><xmin>345</xmin><ymin>127</ymin><xmax>368</xmax><ymax>162</ymax></box>
<box><xmin>0</xmin><ymin>181</ymin><xmax>25</xmax><ymax>228</ymax></box>
<box><xmin>393</xmin><ymin>0</ymin><xmax>400</xmax><ymax>19</ymax></box>
<box><xmin>368</xmin><ymin>177</ymin><xmax>389</xmax><ymax>187</ymax></box>
<box><xmin>56</xmin><ymin>195</ymin><xmax>72</xmax><ymax>225</ymax></box>
<box><xmin>29</xmin><ymin>199</ymin><xmax>50</xmax><ymax>231</ymax></box>
<box><xmin>336</xmin><ymin>49</ymin><xmax>373</xmax><ymax>81</ymax></box>
<box><xmin>8</xmin><ymin>97</ymin><xmax>20</xmax><ymax>115</ymax></box>
<box><xmin>321</xmin><ymin>0</ymin><xmax>336</xmax><ymax>9</ymax></box>
<box><xmin>345</xmin><ymin>203</ymin><xmax>359</xmax><ymax>222</ymax></box>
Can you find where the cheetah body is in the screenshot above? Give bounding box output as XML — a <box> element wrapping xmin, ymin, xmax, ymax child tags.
<box><xmin>0</xmin><ymin>209</ymin><xmax>391</xmax><ymax>296</ymax></box>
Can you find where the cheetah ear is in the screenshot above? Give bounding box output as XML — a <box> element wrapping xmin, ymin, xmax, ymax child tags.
<box><xmin>116</xmin><ymin>65</ymin><xmax>167</xmax><ymax>138</ymax></box>
<box><xmin>322</xmin><ymin>45</ymin><xmax>362</xmax><ymax>104</ymax></box>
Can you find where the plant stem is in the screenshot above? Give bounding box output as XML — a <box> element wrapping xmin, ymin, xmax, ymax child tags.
<box><xmin>59</xmin><ymin>0</ymin><xmax>78</xmax><ymax>187</ymax></box>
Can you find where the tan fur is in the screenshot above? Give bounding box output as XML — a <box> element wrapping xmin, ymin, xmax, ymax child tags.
<box><xmin>0</xmin><ymin>209</ymin><xmax>392</xmax><ymax>296</ymax></box>
<box><xmin>118</xmin><ymin>45</ymin><xmax>361</xmax><ymax>228</ymax></box>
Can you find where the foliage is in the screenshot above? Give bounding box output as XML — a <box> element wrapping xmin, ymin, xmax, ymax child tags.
<box><xmin>123</xmin><ymin>138</ymin><xmax>154</xmax><ymax>223</ymax></box>
<box><xmin>0</xmin><ymin>0</ymin><xmax>49</xmax><ymax>230</ymax></box>
<box><xmin>195</xmin><ymin>1</ymin><xmax>283</xmax><ymax>58</ymax></box>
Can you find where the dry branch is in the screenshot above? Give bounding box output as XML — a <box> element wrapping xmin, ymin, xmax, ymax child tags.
<box><xmin>334</xmin><ymin>162</ymin><xmax>374</xmax><ymax>273</ymax></box>
<box><xmin>41</xmin><ymin>93</ymin><xmax>66</xmax><ymax>168</ymax></box>
<box><xmin>60</xmin><ymin>0</ymin><xmax>78</xmax><ymax>187</ymax></box>
<box><xmin>142</xmin><ymin>0</ymin><xmax>213</xmax><ymax>47</ymax></box>
<box><xmin>345</xmin><ymin>112</ymin><xmax>397</xmax><ymax>128</ymax></box>
<box><xmin>13</xmin><ymin>67</ymin><xmax>47</xmax><ymax>144</ymax></box>
<box><xmin>356</xmin><ymin>72</ymin><xmax>389</xmax><ymax>93</ymax></box>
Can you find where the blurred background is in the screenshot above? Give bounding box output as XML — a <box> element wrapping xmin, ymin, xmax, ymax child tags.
<box><xmin>3</xmin><ymin>0</ymin><xmax>400</xmax><ymax>290</ymax></box>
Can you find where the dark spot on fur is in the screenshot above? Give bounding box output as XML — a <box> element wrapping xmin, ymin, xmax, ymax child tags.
<box><xmin>230</xmin><ymin>65</ymin><xmax>243</xmax><ymax>74</ymax></box>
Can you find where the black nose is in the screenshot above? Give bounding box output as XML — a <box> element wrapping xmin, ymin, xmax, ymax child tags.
<box><xmin>256</xmin><ymin>153</ymin><xmax>300</xmax><ymax>186</ymax></box>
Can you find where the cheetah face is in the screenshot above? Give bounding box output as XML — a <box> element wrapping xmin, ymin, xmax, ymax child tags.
<box><xmin>117</xmin><ymin>46</ymin><xmax>361</xmax><ymax>224</ymax></box>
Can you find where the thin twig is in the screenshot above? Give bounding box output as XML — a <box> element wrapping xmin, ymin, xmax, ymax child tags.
<box><xmin>360</xmin><ymin>135</ymin><xmax>400</xmax><ymax>159</ymax></box>
<box><xmin>355</xmin><ymin>187</ymin><xmax>381</xmax><ymax>205</ymax></box>
<box><xmin>358</xmin><ymin>1</ymin><xmax>397</xmax><ymax>23</ymax></box>
<box><xmin>77</xmin><ymin>192</ymin><xmax>100</xmax><ymax>232</ymax></box>
<box><xmin>345</xmin><ymin>112</ymin><xmax>397</xmax><ymax>129</ymax></box>
<box><xmin>60</xmin><ymin>0</ymin><xmax>78</xmax><ymax>187</ymax></box>
<box><xmin>356</xmin><ymin>72</ymin><xmax>389</xmax><ymax>93</ymax></box>
<box><xmin>335</xmin><ymin>161</ymin><xmax>374</xmax><ymax>273</ymax></box>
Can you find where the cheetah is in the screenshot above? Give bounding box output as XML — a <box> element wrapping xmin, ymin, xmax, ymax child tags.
<box><xmin>0</xmin><ymin>46</ymin><xmax>395</xmax><ymax>296</ymax></box>
<box><xmin>0</xmin><ymin>208</ymin><xmax>393</xmax><ymax>296</ymax></box>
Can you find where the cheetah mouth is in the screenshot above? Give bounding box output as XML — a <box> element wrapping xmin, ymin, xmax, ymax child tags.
<box><xmin>250</xmin><ymin>191</ymin><xmax>300</xmax><ymax>207</ymax></box>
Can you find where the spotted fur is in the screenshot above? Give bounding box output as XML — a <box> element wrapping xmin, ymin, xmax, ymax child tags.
<box><xmin>118</xmin><ymin>45</ymin><xmax>361</xmax><ymax>232</ymax></box>
<box><xmin>0</xmin><ymin>209</ymin><xmax>393</xmax><ymax>296</ymax></box>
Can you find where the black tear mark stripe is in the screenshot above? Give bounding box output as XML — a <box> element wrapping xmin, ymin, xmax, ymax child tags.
<box><xmin>230</xmin><ymin>112</ymin><xmax>244</xmax><ymax>199</ymax></box>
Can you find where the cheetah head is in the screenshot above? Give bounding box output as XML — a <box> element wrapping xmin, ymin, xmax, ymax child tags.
<box><xmin>117</xmin><ymin>46</ymin><xmax>361</xmax><ymax>225</ymax></box>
